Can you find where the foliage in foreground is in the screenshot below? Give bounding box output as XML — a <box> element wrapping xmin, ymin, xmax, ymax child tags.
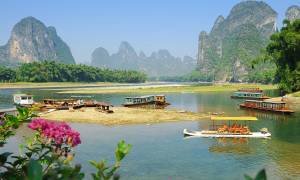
<box><xmin>244</xmin><ymin>169</ymin><xmax>267</xmax><ymax>180</ymax></box>
<box><xmin>0</xmin><ymin>108</ymin><xmax>131</xmax><ymax>179</ymax></box>
<box><xmin>0</xmin><ymin>61</ymin><xmax>147</xmax><ymax>83</ymax></box>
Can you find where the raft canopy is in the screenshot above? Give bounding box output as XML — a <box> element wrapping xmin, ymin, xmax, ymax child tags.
<box><xmin>211</xmin><ymin>116</ymin><xmax>258</xmax><ymax>121</ymax></box>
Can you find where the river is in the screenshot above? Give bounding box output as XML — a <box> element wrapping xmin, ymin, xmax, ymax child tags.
<box><xmin>1</xmin><ymin>85</ymin><xmax>300</xmax><ymax>179</ymax></box>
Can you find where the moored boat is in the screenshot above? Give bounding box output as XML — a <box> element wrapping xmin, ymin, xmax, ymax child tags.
<box><xmin>122</xmin><ymin>95</ymin><xmax>170</xmax><ymax>107</ymax></box>
<box><xmin>240</xmin><ymin>100</ymin><xmax>294</xmax><ymax>114</ymax></box>
<box><xmin>231</xmin><ymin>91</ymin><xmax>270</xmax><ymax>100</ymax></box>
<box><xmin>13</xmin><ymin>94</ymin><xmax>34</xmax><ymax>107</ymax></box>
<box><xmin>183</xmin><ymin>116</ymin><xmax>271</xmax><ymax>138</ymax></box>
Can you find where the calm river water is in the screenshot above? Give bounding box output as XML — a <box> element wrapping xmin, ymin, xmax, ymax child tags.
<box><xmin>1</xmin><ymin>86</ymin><xmax>300</xmax><ymax>180</ymax></box>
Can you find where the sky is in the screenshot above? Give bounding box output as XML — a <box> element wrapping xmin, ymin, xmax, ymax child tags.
<box><xmin>0</xmin><ymin>0</ymin><xmax>299</xmax><ymax>63</ymax></box>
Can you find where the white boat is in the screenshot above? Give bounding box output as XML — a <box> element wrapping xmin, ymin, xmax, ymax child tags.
<box><xmin>13</xmin><ymin>94</ymin><xmax>34</xmax><ymax>106</ymax></box>
<box><xmin>183</xmin><ymin>129</ymin><xmax>271</xmax><ymax>138</ymax></box>
<box><xmin>183</xmin><ymin>116</ymin><xmax>271</xmax><ymax>139</ymax></box>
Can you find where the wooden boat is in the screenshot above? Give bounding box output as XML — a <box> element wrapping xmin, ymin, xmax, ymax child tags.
<box><xmin>96</xmin><ymin>102</ymin><xmax>114</xmax><ymax>113</ymax></box>
<box><xmin>35</xmin><ymin>98</ymin><xmax>78</xmax><ymax>111</ymax></box>
<box><xmin>122</xmin><ymin>95</ymin><xmax>170</xmax><ymax>107</ymax></box>
<box><xmin>240</xmin><ymin>100</ymin><xmax>294</xmax><ymax>114</ymax></box>
<box><xmin>231</xmin><ymin>91</ymin><xmax>270</xmax><ymax>100</ymax></box>
<box><xmin>183</xmin><ymin>116</ymin><xmax>271</xmax><ymax>139</ymax></box>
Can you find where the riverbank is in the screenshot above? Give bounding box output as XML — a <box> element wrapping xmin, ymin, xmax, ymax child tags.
<box><xmin>40</xmin><ymin>107</ymin><xmax>209</xmax><ymax>125</ymax></box>
<box><xmin>58</xmin><ymin>83</ymin><xmax>276</xmax><ymax>94</ymax></box>
<box><xmin>289</xmin><ymin>91</ymin><xmax>300</xmax><ymax>97</ymax></box>
<box><xmin>266</xmin><ymin>94</ymin><xmax>300</xmax><ymax>105</ymax></box>
<box><xmin>0</xmin><ymin>82</ymin><xmax>124</xmax><ymax>89</ymax></box>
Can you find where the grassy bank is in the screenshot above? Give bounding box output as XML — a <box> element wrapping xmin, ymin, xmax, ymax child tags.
<box><xmin>289</xmin><ymin>91</ymin><xmax>300</xmax><ymax>97</ymax></box>
<box><xmin>0</xmin><ymin>82</ymin><xmax>124</xmax><ymax>89</ymax></box>
<box><xmin>58</xmin><ymin>83</ymin><xmax>277</xmax><ymax>94</ymax></box>
<box><xmin>41</xmin><ymin>107</ymin><xmax>209</xmax><ymax>125</ymax></box>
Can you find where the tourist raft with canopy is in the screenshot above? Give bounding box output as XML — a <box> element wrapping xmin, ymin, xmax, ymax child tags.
<box><xmin>183</xmin><ymin>116</ymin><xmax>271</xmax><ymax>138</ymax></box>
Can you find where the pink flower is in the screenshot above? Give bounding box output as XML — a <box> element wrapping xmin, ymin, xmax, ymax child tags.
<box><xmin>28</xmin><ymin>118</ymin><xmax>81</xmax><ymax>147</ymax></box>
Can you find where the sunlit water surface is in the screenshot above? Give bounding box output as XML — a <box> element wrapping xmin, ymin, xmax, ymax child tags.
<box><xmin>1</xmin><ymin>86</ymin><xmax>300</xmax><ymax>179</ymax></box>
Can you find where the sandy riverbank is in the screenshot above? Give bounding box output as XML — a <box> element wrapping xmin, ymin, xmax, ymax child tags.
<box><xmin>40</xmin><ymin>107</ymin><xmax>209</xmax><ymax>126</ymax></box>
<box><xmin>57</xmin><ymin>83</ymin><xmax>276</xmax><ymax>94</ymax></box>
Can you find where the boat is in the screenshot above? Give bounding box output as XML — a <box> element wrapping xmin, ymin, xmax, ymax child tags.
<box><xmin>183</xmin><ymin>116</ymin><xmax>271</xmax><ymax>138</ymax></box>
<box><xmin>96</xmin><ymin>102</ymin><xmax>114</xmax><ymax>113</ymax></box>
<box><xmin>13</xmin><ymin>94</ymin><xmax>34</xmax><ymax>107</ymax></box>
<box><xmin>240</xmin><ymin>100</ymin><xmax>294</xmax><ymax>114</ymax></box>
<box><xmin>39</xmin><ymin>99</ymin><xmax>78</xmax><ymax>110</ymax></box>
<box><xmin>231</xmin><ymin>91</ymin><xmax>270</xmax><ymax>100</ymax></box>
<box><xmin>122</xmin><ymin>95</ymin><xmax>170</xmax><ymax>107</ymax></box>
<box><xmin>237</xmin><ymin>87</ymin><xmax>263</xmax><ymax>93</ymax></box>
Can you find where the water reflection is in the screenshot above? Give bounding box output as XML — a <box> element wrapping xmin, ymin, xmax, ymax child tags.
<box><xmin>209</xmin><ymin>139</ymin><xmax>252</xmax><ymax>154</ymax></box>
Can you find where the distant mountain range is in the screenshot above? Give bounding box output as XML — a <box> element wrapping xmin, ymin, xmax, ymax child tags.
<box><xmin>0</xmin><ymin>17</ymin><xmax>75</xmax><ymax>66</ymax></box>
<box><xmin>197</xmin><ymin>1</ymin><xmax>300</xmax><ymax>82</ymax></box>
<box><xmin>0</xmin><ymin>17</ymin><xmax>195</xmax><ymax>77</ymax></box>
<box><xmin>1</xmin><ymin>1</ymin><xmax>299</xmax><ymax>79</ymax></box>
<box><xmin>91</xmin><ymin>42</ymin><xmax>196</xmax><ymax>77</ymax></box>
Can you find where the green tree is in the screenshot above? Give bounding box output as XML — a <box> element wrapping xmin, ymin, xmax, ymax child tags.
<box><xmin>12</xmin><ymin>61</ymin><xmax>147</xmax><ymax>83</ymax></box>
<box><xmin>0</xmin><ymin>66</ymin><xmax>16</xmax><ymax>82</ymax></box>
<box><xmin>266</xmin><ymin>19</ymin><xmax>300</xmax><ymax>92</ymax></box>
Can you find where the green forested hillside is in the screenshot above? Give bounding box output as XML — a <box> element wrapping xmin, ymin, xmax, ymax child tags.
<box><xmin>0</xmin><ymin>61</ymin><xmax>146</xmax><ymax>83</ymax></box>
<box><xmin>197</xmin><ymin>1</ymin><xmax>277</xmax><ymax>82</ymax></box>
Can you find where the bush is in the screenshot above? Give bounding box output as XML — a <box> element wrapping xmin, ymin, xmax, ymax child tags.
<box><xmin>0</xmin><ymin>108</ymin><xmax>131</xmax><ymax>180</ymax></box>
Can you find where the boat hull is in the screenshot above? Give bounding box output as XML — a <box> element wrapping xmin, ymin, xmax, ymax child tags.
<box><xmin>122</xmin><ymin>101</ymin><xmax>170</xmax><ymax>107</ymax></box>
<box><xmin>183</xmin><ymin>129</ymin><xmax>271</xmax><ymax>138</ymax></box>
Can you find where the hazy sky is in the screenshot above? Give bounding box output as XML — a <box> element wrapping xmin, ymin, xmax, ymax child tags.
<box><xmin>0</xmin><ymin>0</ymin><xmax>299</xmax><ymax>63</ymax></box>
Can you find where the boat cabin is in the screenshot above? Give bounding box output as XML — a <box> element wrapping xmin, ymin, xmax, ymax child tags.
<box><xmin>240</xmin><ymin>100</ymin><xmax>294</xmax><ymax>114</ymax></box>
<box><xmin>123</xmin><ymin>95</ymin><xmax>169</xmax><ymax>107</ymax></box>
<box><xmin>244</xmin><ymin>100</ymin><xmax>286</xmax><ymax>109</ymax></box>
<box><xmin>13</xmin><ymin>94</ymin><xmax>34</xmax><ymax>106</ymax></box>
<box><xmin>238</xmin><ymin>88</ymin><xmax>263</xmax><ymax>93</ymax></box>
<box><xmin>154</xmin><ymin>95</ymin><xmax>166</xmax><ymax>103</ymax></box>
<box><xmin>43</xmin><ymin>99</ymin><xmax>77</xmax><ymax>106</ymax></box>
<box><xmin>124</xmin><ymin>95</ymin><xmax>155</xmax><ymax>105</ymax></box>
<box><xmin>96</xmin><ymin>102</ymin><xmax>113</xmax><ymax>113</ymax></box>
<box><xmin>232</xmin><ymin>92</ymin><xmax>263</xmax><ymax>98</ymax></box>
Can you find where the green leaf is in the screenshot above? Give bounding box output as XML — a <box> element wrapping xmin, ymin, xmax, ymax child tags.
<box><xmin>244</xmin><ymin>174</ymin><xmax>253</xmax><ymax>180</ymax></box>
<box><xmin>89</xmin><ymin>160</ymin><xmax>99</xmax><ymax>168</ymax></box>
<box><xmin>255</xmin><ymin>169</ymin><xmax>267</xmax><ymax>180</ymax></box>
<box><xmin>0</xmin><ymin>152</ymin><xmax>12</xmax><ymax>165</ymax></box>
<box><xmin>115</xmin><ymin>140</ymin><xmax>131</xmax><ymax>161</ymax></box>
<box><xmin>244</xmin><ymin>169</ymin><xmax>267</xmax><ymax>180</ymax></box>
<box><xmin>27</xmin><ymin>160</ymin><xmax>42</xmax><ymax>180</ymax></box>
